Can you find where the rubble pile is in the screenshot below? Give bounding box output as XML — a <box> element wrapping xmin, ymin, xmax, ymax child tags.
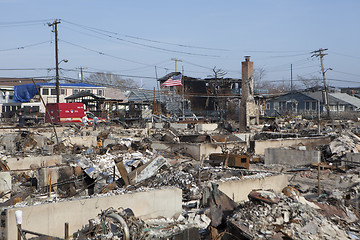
<box><xmin>229</xmin><ymin>192</ymin><xmax>358</xmax><ymax>239</ymax></box>
<box><xmin>3</xmin><ymin>118</ymin><xmax>360</xmax><ymax>239</ymax></box>
<box><xmin>329</xmin><ymin>130</ymin><xmax>360</xmax><ymax>157</ymax></box>
<box><xmin>75</xmin><ymin>207</ymin><xmax>212</xmax><ymax>240</ymax></box>
<box><xmin>74</xmin><ymin>208</ymin><xmax>148</xmax><ymax>239</ymax></box>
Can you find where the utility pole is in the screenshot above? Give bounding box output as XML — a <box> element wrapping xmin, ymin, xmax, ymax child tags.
<box><xmin>290</xmin><ymin>64</ymin><xmax>293</xmax><ymax>92</ymax></box>
<box><xmin>76</xmin><ymin>67</ymin><xmax>87</xmax><ymax>82</ymax></box>
<box><xmin>171</xmin><ymin>58</ymin><xmax>182</xmax><ymax>72</ymax></box>
<box><xmin>48</xmin><ymin>19</ymin><xmax>61</xmax><ymax>103</ymax></box>
<box><xmin>312</xmin><ymin>48</ymin><xmax>330</xmax><ymax>119</ymax></box>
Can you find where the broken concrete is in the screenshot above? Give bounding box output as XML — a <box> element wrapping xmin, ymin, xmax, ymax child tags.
<box><xmin>6</xmin><ymin>155</ymin><xmax>62</xmax><ymax>170</ymax></box>
<box><xmin>0</xmin><ymin>172</ymin><xmax>11</xmax><ymax>194</ymax></box>
<box><xmin>255</xmin><ymin>135</ymin><xmax>331</xmax><ymax>155</ymax></box>
<box><xmin>2</xmin><ymin>188</ymin><xmax>182</xmax><ymax>239</ymax></box>
<box><xmin>265</xmin><ymin>148</ymin><xmax>321</xmax><ymax>166</ymax></box>
<box><xmin>216</xmin><ymin>174</ymin><xmax>288</xmax><ymax>202</ymax></box>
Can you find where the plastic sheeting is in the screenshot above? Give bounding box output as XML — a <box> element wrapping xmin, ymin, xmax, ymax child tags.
<box><xmin>13</xmin><ymin>83</ymin><xmax>102</xmax><ymax>102</ymax></box>
<box><xmin>13</xmin><ymin>83</ymin><xmax>42</xmax><ymax>103</ymax></box>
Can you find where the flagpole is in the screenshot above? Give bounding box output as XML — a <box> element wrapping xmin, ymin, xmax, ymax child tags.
<box><xmin>182</xmin><ymin>66</ymin><xmax>185</xmax><ymax>121</ymax></box>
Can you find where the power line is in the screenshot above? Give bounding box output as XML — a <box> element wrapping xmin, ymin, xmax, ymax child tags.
<box><xmin>244</xmin><ymin>49</ymin><xmax>312</xmax><ymax>53</ymax></box>
<box><xmin>266</xmin><ymin>65</ymin><xmax>318</xmax><ymax>73</ymax></box>
<box><xmin>60</xmin><ymin>20</ymin><xmax>220</xmax><ymax>57</ymax></box>
<box><xmin>61</xmin><ymin>19</ymin><xmax>229</xmax><ymax>52</ymax></box>
<box><xmin>0</xmin><ymin>68</ymin><xmax>53</xmax><ymax>71</ymax></box>
<box><xmin>270</xmin><ymin>53</ymin><xmax>311</xmax><ymax>58</ymax></box>
<box><xmin>60</xmin><ymin>39</ymin><xmax>167</xmax><ymax>69</ymax></box>
<box><xmin>0</xmin><ymin>19</ymin><xmax>52</xmax><ymax>25</ymax></box>
<box><xmin>60</xmin><ymin>68</ymin><xmax>157</xmax><ymax>80</ymax></box>
<box><xmin>0</xmin><ymin>40</ymin><xmax>52</xmax><ymax>52</ymax></box>
<box><xmin>332</xmin><ymin>70</ymin><xmax>360</xmax><ymax>77</ymax></box>
<box><xmin>331</xmin><ymin>51</ymin><xmax>360</xmax><ymax>60</ymax></box>
<box><xmin>0</xmin><ymin>19</ymin><xmax>52</xmax><ymax>28</ymax></box>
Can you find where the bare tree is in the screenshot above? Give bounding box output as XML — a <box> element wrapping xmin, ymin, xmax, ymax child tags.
<box><xmin>85</xmin><ymin>72</ymin><xmax>139</xmax><ymax>90</ymax></box>
<box><xmin>208</xmin><ymin>67</ymin><xmax>227</xmax><ymax>79</ymax></box>
<box><xmin>253</xmin><ymin>66</ymin><xmax>266</xmax><ymax>89</ymax></box>
<box><xmin>258</xmin><ymin>80</ymin><xmax>300</xmax><ymax>94</ymax></box>
<box><xmin>297</xmin><ymin>75</ymin><xmax>322</xmax><ymax>89</ymax></box>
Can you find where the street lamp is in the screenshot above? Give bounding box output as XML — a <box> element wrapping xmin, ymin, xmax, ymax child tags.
<box><xmin>55</xmin><ymin>59</ymin><xmax>68</xmax><ymax>103</ymax></box>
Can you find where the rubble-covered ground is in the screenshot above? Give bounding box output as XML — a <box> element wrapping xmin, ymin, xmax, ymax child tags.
<box><xmin>1</xmin><ymin>119</ymin><xmax>360</xmax><ymax>239</ymax></box>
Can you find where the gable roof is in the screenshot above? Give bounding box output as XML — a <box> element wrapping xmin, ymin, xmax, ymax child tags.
<box><xmin>330</xmin><ymin>92</ymin><xmax>360</xmax><ymax>109</ymax></box>
<box><xmin>125</xmin><ymin>89</ymin><xmax>163</xmax><ymax>102</ymax></box>
<box><xmin>104</xmin><ymin>87</ymin><xmax>128</xmax><ymax>103</ymax></box>
<box><xmin>65</xmin><ymin>90</ymin><xmax>105</xmax><ymax>100</ymax></box>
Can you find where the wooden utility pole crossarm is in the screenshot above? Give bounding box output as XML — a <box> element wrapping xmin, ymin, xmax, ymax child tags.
<box><xmin>312</xmin><ymin>48</ymin><xmax>330</xmax><ymax>118</ymax></box>
<box><xmin>171</xmin><ymin>58</ymin><xmax>182</xmax><ymax>72</ymax></box>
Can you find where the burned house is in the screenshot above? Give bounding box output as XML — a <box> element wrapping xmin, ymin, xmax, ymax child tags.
<box><xmin>158</xmin><ymin>72</ymin><xmax>241</xmax><ymax>121</ymax></box>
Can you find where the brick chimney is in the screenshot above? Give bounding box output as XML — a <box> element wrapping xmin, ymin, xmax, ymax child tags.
<box><xmin>239</xmin><ymin>56</ymin><xmax>258</xmax><ymax>132</ymax></box>
<box><xmin>241</xmin><ymin>56</ymin><xmax>254</xmax><ymax>101</ymax></box>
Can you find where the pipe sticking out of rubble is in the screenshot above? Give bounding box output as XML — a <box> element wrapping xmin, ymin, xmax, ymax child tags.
<box><xmin>106</xmin><ymin>213</ymin><xmax>130</xmax><ymax>240</ymax></box>
<box><xmin>31</xmin><ymin>78</ymin><xmax>59</xmax><ymax>145</ymax></box>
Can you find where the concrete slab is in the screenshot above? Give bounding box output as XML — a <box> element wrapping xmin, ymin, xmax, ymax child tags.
<box><xmin>0</xmin><ymin>172</ymin><xmax>11</xmax><ymax>193</ymax></box>
<box><xmin>195</xmin><ymin>123</ymin><xmax>218</xmax><ymax>132</ymax></box>
<box><xmin>62</xmin><ymin>136</ymin><xmax>97</xmax><ymax>147</ymax></box>
<box><xmin>103</xmin><ymin>139</ymin><xmax>117</xmax><ymax>147</ymax></box>
<box><xmin>264</xmin><ymin>148</ymin><xmax>321</xmax><ymax>166</ymax></box>
<box><xmin>170</xmin><ymin>123</ymin><xmax>188</xmax><ymax>130</ymax></box>
<box><xmin>343</xmin><ymin>152</ymin><xmax>360</xmax><ymax>167</ymax></box>
<box><xmin>217</xmin><ymin>174</ymin><xmax>288</xmax><ymax>203</ymax></box>
<box><xmin>37</xmin><ymin>167</ymin><xmax>60</xmax><ymax>189</ymax></box>
<box><xmin>3</xmin><ymin>188</ymin><xmax>182</xmax><ymax>239</ymax></box>
<box><xmin>151</xmin><ymin>142</ymin><xmax>246</xmax><ymax>160</ymax></box>
<box><xmin>6</xmin><ymin>155</ymin><xmax>62</xmax><ymax>171</ymax></box>
<box><xmin>255</xmin><ymin>136</ymin><xmax>331</xmax><ymax>155</ymax></box>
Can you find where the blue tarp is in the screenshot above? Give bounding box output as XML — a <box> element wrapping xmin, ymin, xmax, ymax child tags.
<box><xmin>13</xmin><ymin>84</ymin><xmax>42</xmax><ymax>103</ymax></box>
<box><xmin>13</xmin><ymin>83</ymin><xmax>102</xmax><ymax>103</ymax></box>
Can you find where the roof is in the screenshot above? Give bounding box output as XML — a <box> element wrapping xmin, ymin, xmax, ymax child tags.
<box><xmin>104</xmin><ymin>87</ymin><xmax>128</xmax><ymax>103</ymax></box>
<box><xmin>65</xmin><ymin>90</ymin><xmax>105</xmax><ymax>100</ymax></box>
<box><xmin>0</xmin><ymin>78</ymin><xmax>47</xmax><ymax>87</ymax></box>
<box><xmin>270</xmin><ymin>91</ymin><xmax>360</xmax><ymax>108</ymax></box>
<box><xmin>303</xmin><ymin>91</ymin><xmax>349</xmax><ymax>105</ymax></box>
<box><xmin>38</xmin><ymin>82</ymin><xmax>104</xmax><ymax>88</ymax></box>
<box><xmin>125</xmin><ymin>89</ymin><xmax>163</xmax><ymax>102</ymax></box>
<box><xmin>330</xmin><ymin>92</ymin><xmax>360</xmax><ymax>109</ymax></box>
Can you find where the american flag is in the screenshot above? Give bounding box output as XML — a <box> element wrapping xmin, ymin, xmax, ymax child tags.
<box><xmin>161</xmin><ymin>74</ymin><xmax>182</xmax><ymax>87</ymax></box>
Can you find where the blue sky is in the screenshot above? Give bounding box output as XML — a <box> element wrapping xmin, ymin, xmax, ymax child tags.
<box><xmin>1</xmin><ymin>0</ymin><xmax>360</xmax><ymax>89</ymax></box>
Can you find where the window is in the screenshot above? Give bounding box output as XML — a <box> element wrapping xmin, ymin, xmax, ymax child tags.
<box><xmin>74</xmin><ymin>89</ymin><xmax>79</xmax><ymax>94</ymax></box>
<box><xmin>338</xmin><ymin>105</ymin><xmax>345</xmax><ymax>111</ymax></box>
<box><xmin>98</xmin><ymin>90</ymin><xmax>103</xmax><ymax>96</ymax></box>
<box><xmin>330</xmin><ymin>105</ymin><xmax>337</xmax><ymax>112</ymax></box>
<box><xmin>305</xmin><ymin>101</ymin><xmax>310</xmax><ymax>110</ymax></box>
<box><xmin>86</xmin><ymin>90</ymin><xmax>91</xmax><ymax>93</ymax></box>
<box><xmin>311</xmin><ymin>102</ymin><xmax>317</xmax><ymax>111</ymax></box>
<box><xmin>60</xmin><ymin>89</ymin><xmax>66</xmax><ymax>95</ymax></box>
<box><xmin>51</xmin><ymin>88</ymin><xmax>57</xmax><ymax>95</ymax></box>
<box><xmin>42</xmin><ymin>88</ymin><xmax>49</xmax><ymax>95</ymax></box>
<box><xmin>266</xmin><ymin>103</ymin><xmax>270</xmax><ymax>110</ymax></box>
<box><xmin>279</xmin><ymin>101</ymin><xmax>286</xmax><ymax>110</ymax></box>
